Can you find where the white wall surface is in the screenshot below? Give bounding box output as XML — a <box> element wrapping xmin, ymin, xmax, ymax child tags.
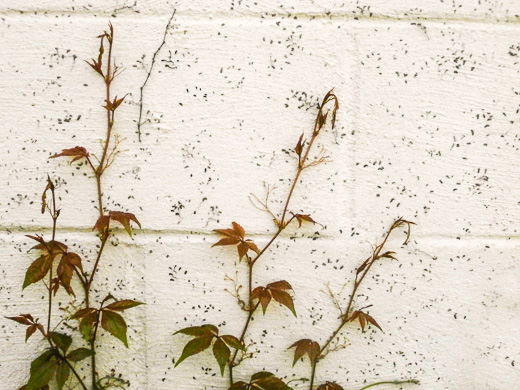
<box><xmin>1</xmin><ymin>1</ymin><xmax>519</xmax><ymax>389</ymax></box>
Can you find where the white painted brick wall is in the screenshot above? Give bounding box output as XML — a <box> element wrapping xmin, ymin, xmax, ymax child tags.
<box><xmin>1</xmin><ymin>1</ymin><xmax>519</xmax><ymax>389</ymax></box>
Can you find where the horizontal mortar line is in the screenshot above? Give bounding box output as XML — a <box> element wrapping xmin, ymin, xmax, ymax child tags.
<box><xmin>0</xmin><ymin>225</ymin><xmax>519</xmax><ymax>242</ymax></box>
<box><xmin>2</xmin><ymin>9</ymin><xmax>520</xmax><ymax>26</ymax></box>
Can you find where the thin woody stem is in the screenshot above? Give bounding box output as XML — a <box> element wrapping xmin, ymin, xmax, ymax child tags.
<box><xmin>309</xmin><ymin>220</ymin><xmax>410</xmax><ymax>389</ymax></box>
<box><xmin>358</xmin><ymin>380</ymin><xmax>420</xmax><ymax>390</ymax></box>
<box><xmin>228</xmin><ymin>94</ymin><xmax>337</xmax><ymax>386</ymax></box>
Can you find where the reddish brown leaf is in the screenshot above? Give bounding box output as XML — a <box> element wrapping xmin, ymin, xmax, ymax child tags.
<box><xmin>108</xmin><ymin>211</ymin><xmax>141</xmax><ymax>237</ymax></box>
<box><xmin>294</xmin><ymin>213</ymin><xmax>316</xmax><ymax>228</ymax></box>
<box><xmin>232</xmin><ymin>222</ymin><xmax>245</xmax><ymax>238</ymax></box>
<box><xmin>213</xmin><ymin>228</ymin><xmax>241</xmax><ymax>239</ymax></box>
<box><xmin>50</xmin><ymin>146</ymin><xmax>89</xmax><ymax>163</ymax></box>
<box><xmin>6</xmin><ymin>314</ymin><xmax>34</xmax><ymax>326</ymax></box>
<box><xmin>288</xmin><ymin>339</ymin><xmax>321</xmax><ymax>366</ymax></box>
<box><xmin>93</xmin><ymin>215</ymin><xmax>110</xmax><ymax>236</ymax></box>
<box><xmin>295</xmin><ymin>133</ymin><xmax>305</xmax><ymax>157</ymax></box>
<box><xmin>72</xmin><ymin>308</ymin><xmax>95</xmax><ymax>320</ymax></box>
<box><xmin>258</xmin><ymin>288</ymin><xmax>272</xmax><ymax>314</ymax></box>
<box><xmin>104</xmin><ymin>300</ymin><xmax>144</xmax><ymax>312</ymax></box>
<box><xmin>270</xmin><ymin>289</ymin><xmax>296</xmax><ymax>317</ymax></box>
<box><xmin>365</xmin><ymin>313</ymin><xmax>383</xmax><ymax>332</ymax></box>
<box><xmin>212</xmin><ymin>237</ymin><xmax>241</xmax><ymax>247</ymax></box>
<box><xmin>220</xmin><ymin>335</ymin><xmax>245</xmax><ymax>351</ymax></box>
<box><xmin>266</xmin><ymin>280</ymin><xmax>292</xmax><ymax>291</ymax></box>
<box><xmin>317</xmin><ymin>382</ymin><xmax>344</xmax><ymax>390</ymax></box>
<box><xmin>23</xmin><ymin>255</ymin><xmax>54</xmax><ymax>289</ymax></box>
<box><xmin>57</xmin><ymin>259</ymin><xmax>74</xmax><ymax>296</ymax></box>
<box><xmin>237</xmin><ymin>242</ymin><xmax>249</xmax><ymax>260</ymax></box>
<box><xmin>245</xmin><ymin>240</ymin><xmax>260</xmax><ymax>254</ymax></box>
<box><xmin>25</xmin><ymin>324</ymin><xmax>38</xmax><ymax>342</ymax></box>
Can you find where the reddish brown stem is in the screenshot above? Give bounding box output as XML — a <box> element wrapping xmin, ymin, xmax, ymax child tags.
<box><xmin>227</xmin><ymin>95</ymin><xmax>337</xmax><ymax>386</ymax></box>
<box><xmin>308</xmin><ymin>219</ymin><xmax>410</xmax><ymax>389</ymax></box>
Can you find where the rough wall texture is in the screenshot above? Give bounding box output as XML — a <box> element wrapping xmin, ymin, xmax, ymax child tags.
<box><xmin>1</xmin><ymin>1</ymin><xmax>519</xmax><ymax>389</ymax></box>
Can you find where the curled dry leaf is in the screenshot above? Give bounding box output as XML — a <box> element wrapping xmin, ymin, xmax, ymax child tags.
<box><xmin>293</xmin><ymin>213</ymin><xmax>317</xmax><ymax>228</ymax></box>
<box><xmin>212</xmin><ymin>222</ymin><xmax>260</xmax><ymax>261</ymax></box>
<box><xmin>50</xmin><ymin>146</ymin><xmax>90</xmax><ymax>163</ymax></box>
<box><xmin>348</xmin><ymin>310</ymin><xmax>383</xmax><ymax>333</ymax></box>
<box><xmin>288</xmin><ymin>338</ymin><xmax>321</xmax><ymax>366</ymax></box>
<box><xmin>251</xmin><ymin>280</ymin><xmax>296</xmax><ymax>316</ymax></box>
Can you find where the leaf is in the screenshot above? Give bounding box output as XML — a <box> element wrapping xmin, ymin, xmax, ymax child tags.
<box><xmin>67</xmin><ymin>348</ymin><xmax>93</xmax><ymax>362</ymax></box>
<box><xmin>50</xmin><ymin>146</ymin><xmax>90</xmax><ymax>163</ymax></box>
<box><xmin>56</xmin><ymin>362</ymin><xmax>70</xmax><ymax>390</ymax></box>
<box><xmin>266</xmin><ymin>281</ymin><xmax>292</xmax><ymax>291</ymax></box>
<box><xmin>249</xmin><ymin>371</ymin><xmax>292</xmax><ymax>390</ymax></box>
<box><xmin>72</xmin><ymin>308</ymin><xmax>96</xmax><ymax>320</ymax></box>
<box><xmin>288</xmin><ymin>339</ymin><xmax>321</xmax><ymax>366</ymax></box>
<box><xmin>27</xmin><ymin>352</ymin><xmax>58</xmax><ymax>390</ymax></box>
<box><xmin>295</xmin><ymin>133</ymin><xmax>305</xmax><ymax>157</ymax></box>
<box><xmin>105</xmin><ymin>300</ymin><xmax>144</xmax><ymax>312</ymax></box>
<box><xmin>213</xmin><ymin>237</ymin><xmax>241</xmax><ymax>247</ymax></box>
<box><xmin>101</xmin><ymin>310</ymin><xmax>128</xmax><ymax>347</ymax></box>
<box><xmin>108</xmin><ymin>211</ymin><xmax>141</xmax><ymax>237</ymax></box>
<box><xmin>220</xmin><ymin>335</ymin><xmax>245</xmax><ymax>351</ymax></box>
<box><xmin>93</xmin><ymin>215</ymin><xmax>110</xmax><ymax>236</ymax></box>
<box><xmin>213</xmin><ymin>338</ymin><xmax>230</xmax><ymax>376</ymax></box>
<box><xmin>26</xmin><ymin>324</ymin><xmax>39</xmax><ymax>342</ymax></box>
<box><xmin>317</xmin><ymin>382</ymin><xmax>344</xmax><ymax>390</ymax></box>
<box><xmin>79</xmin><ymin>311</ymin><xmax>98</xmax><ymax>341</ymax></box>
<box><xmin>365</xmin><ymin>313</ymin><xmax>383</xmax><ymax>332</ymax></box>
<box><xmin>49</xmin><ymin>332</ymin><xmax>72</xmax><ymax>353</ymax></box>
<box><xmin>174</xmin><ymin>324</ymin><xmax>219</xmax><ymax>337</ymax></box>
<box><xmin>294</xmin><ymin>213</ymin><xmax>316</xmax><ymax>228</ymax></box>
<box><xmin>258</xmin><ymin>288</ymin><xmax>272</xmax><ymax>314</ymax></box>
<box><xmin>23</xmin><ymin>255</ymin><xmax>53</xmax><ymax>289</ymax></box>
<box><xmin>212</xmin><ymin>222</ymin><xmax>257</xmax><ymax>261</ymax></box>
<box><xmin>174</xmin><ymin>335</ymin><xmax>214</xmax><ymax>367</ymax></box>
<box><xmin>7</xmin><ymin>314</ymin><xmax>34</xmax><ymax>326</ymax></box>
<box><xmin>270</xmin><ymin>289</ymin><xmax>296</xmax><ymax>317</ymax></box>
<box><xmin>41</xmin><ymin>177</ymin><xmax>54</xmax><ymax>215</ymax></box>
<box><xmin>57</xmin><ymin>257</ymin><xmax>74</xmax><ymax>296</ymax></box>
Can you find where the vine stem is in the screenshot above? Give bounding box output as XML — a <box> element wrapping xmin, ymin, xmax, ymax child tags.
<box><xmin>358</xmin><ymin>380</ymin><xmax>420</xmax><ymax>390</ymax></box>
<box><xmin>227</xmin><ymin>93</ymin><xmax>337</xmax><ymax>386</ymax></box>
<box><xmin>137</xmin><ymin>9</ymin><xmax>176</xmax><ymax>142</ymax></box>
<box><xmin>308</xmin><ymin>219</ymin><xmax>411</xmax><ymax>389</ymax></box>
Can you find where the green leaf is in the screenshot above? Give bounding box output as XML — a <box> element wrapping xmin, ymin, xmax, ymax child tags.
<box><xmin>56</xmin><ymin>362</ymin><xmax>70</xmax><ymax>390</ymax></box>
<box><xmin>49</xmin><ymin>332</ymin><xmax>72</xmax><ymax>353</ymax></box>
<box><xmin>26</xmin><ymin>354</ymin><xmax>58</xmax><ymax>390</ymax></box>
<box><xmin>212</xmin><ymin>338</ymin><xmax>230</xmax><ymax>376</ymax></box>
<box><xmin>23</xmin><ymin>255</ymin><xmax>53</xmax><ymax>289</ymax></box>
<box><xmin>79</xmin><ymin>311</ymin><xmax>98</xmax><ymax>341</ymax></box>
<box><xmin>174</xmin><ymin>335</ymin><xmax>214</xmax><ymax>367</ymax></box>
<box><xmin>101</xmin><ymin>310</ymin><xmax>128</xmax><ymax>347</ymax></box>
<box><xmin>220</xmin><ymin>335</ymin><xmax>245</xmax><ymax>351</ymax></box>
<box><xmin>174</xmin><ymin>324</ymin><xmax>218</xmax><ymax>337</ymax></box>
<box><xmin>104</xmin><ymin>300</ymin><xmax>144</xmax><ymax>312</ymax></box>
<box><xmin>67</xmin><ymin>348</ymin><xmax>93</xmax><ymax>362</ymax></box>
<box><xmin>30</xmin><ymin>350</ymin><xmax>53</xmax><ymax>374</ymax></box>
